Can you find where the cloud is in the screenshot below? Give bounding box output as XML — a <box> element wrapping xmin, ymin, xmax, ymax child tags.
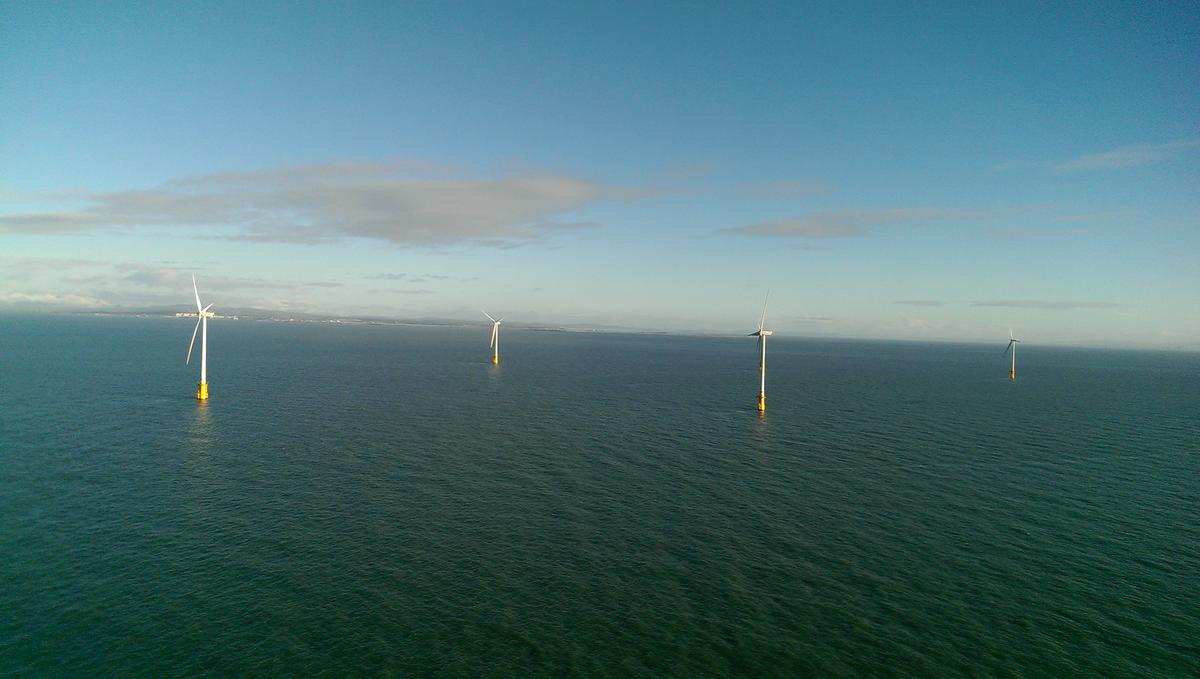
<box><xmin>533</xmin><ymin>220</ymin><xmax>600</xmax><ymax>231</ymax></box>
<box><xmin>1052</xmin><ymin>139</ymin><xmax>1200</xmax><ymax>173</ymax></box>
<box><xmin>365</xmin><ymin>272</ymin><xmax>460</xmax><ymax>285</ymax></box>
<box><xmin>0</xmin><ymin>257</ymin><xmax>377</xmax><ymax>313</ymax></box>
<box><xmin>971</xmin><ymin>300</ymin><xmax>1119</xmax><ymax>310</ymax></box>
<box><xmin>0</xmin><ymin>161</ymin><xmax>621</xmax><ymax>246</ymax></box>
<box><xmin>115</xmin><ymin>263</ymin><xmax>303</xmax><ymax>292</ymax></box>
<box><xmin>895</xmin><ymin>300</ymin><xmax>946</xmax><ymax>307</ymax></box>
<box><xmin>366</xmin><ymin>288</ymin><xmax>435</xmax><ymax>295</ymax></box>
<box><xmin>0</xmin><ymin>256</ymin><xmax>108</xmax><ymax>275</ymax></box>
<box><xmin>721</xmin><ymin>207</ymin><xmax>975</xmax><ymax>238</ymax></box>
<box><xmin>0</xmin><ymin>291</ymin><xmax>111</xmax><ymax>307</ymax></box>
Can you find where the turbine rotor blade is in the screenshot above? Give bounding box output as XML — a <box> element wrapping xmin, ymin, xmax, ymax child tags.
<box><xmin>1003</xmin><ymin>341</ymin><xmax>1013</xmax><ymax>356</ymax></box>
<box><xmin>203</xmin><ymin>303</ymin><xmax>213</xmax><ymax>313</ymax></box>
<box><xmin>482</xmin><ymin>311</ymin><xmax>496</xmax><ymax>322</ymax></box>
<box><xmin>187</xmin><ymin>317</ymin><xmax>201</xmax><ymax>364</ymax></box>
<box><xmin>490</xmin><ymin>324</ymin><xmax>498</xmax><ymax>348</ymax></box>
<box><xmin>759</xmin><ymin>290</ymin><xmax>770</xmax><ymax>331</ymax></box>
<box><xmin>193</xmin><ymin>275</ymin><xmax>202</xmax><ymax>312</ymax></box>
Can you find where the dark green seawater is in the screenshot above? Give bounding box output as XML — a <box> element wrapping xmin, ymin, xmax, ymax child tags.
<box><xmin>1</xmin><ymin>314</ymin><xmax>1197</xmax><ymax>677</ymax></box>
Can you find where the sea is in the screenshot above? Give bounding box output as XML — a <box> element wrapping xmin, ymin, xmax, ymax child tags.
<box><xmin>1</xmin><ymin>314</ymin><xmax>1197</xmax><ymax>677</ymax></box>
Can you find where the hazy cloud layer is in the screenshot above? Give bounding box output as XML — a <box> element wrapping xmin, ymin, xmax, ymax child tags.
<box><xmin>971</xmin><ymin>300</ymin><xmax>1119</xmax><ymax>310</ymax></box>
<box><xmin>0</xmin><ymin>162</ymin><xmax>618</xmax><ymax>246</ymax></box>
<box><xmin>366</xmin><ymin>272</ymin><xmax>461</xmax><ymax>284</ymax></box>
<box><xmin>0</xmin><ymin>257</ymin><xmax>366</xmax><ymax>313</ymax></box>
<box><xmin>722</xmin><ymin>207</ymin><xmax>975</xmax><ymax>238</ymax></box>
<box><xmin>1052</xmin><ymin>139</ymin><xmax>1200</xmax><ymax>173</ymax></box>
<box><xmin>895</xmin><ymin>300</ymin><xmax>946</xmax><ymax>307</ymax></box>
<box><xmin>117</xmin><ymin>263</ymin><xmax>304</xmax><ymax>292</ymax></box>
<box><xmin>789</xmin><ymin>315</ymin><xmax>834</xmax><ymax>323</ymax></box>
<box><xmin>0</xmin><ymin>256</ymin><xmax>108</xmax><ymax>274</ymax></box>
<box><xmin>0</xmin><ymin>291</ymin><xmax>111</xmax><ymax>307</ymax></box>
<box><xmin>367</xmin><ymin>288</ymin><xmax>436</xmax><ymax>295</ymax></box>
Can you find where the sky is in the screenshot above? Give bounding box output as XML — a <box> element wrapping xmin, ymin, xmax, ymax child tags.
<box><xmin>2</xmin><ymin>1</ymin><xmax>1197</xmax><ymax>348</ymax></box>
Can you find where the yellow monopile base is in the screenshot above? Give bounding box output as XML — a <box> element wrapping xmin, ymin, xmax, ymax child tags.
<box><xmin>492</xmin><ymin>356</ymin><xmax>500</xmax><ymax>365</ymax></box>
<box><xmin>196</xmin><ymin>382</ymin><xmax>209</xmax><ymax>401</ymax></box>
<box><xmin>1009</xmin><ymin>371</ymin><xmax>1016</xmax><ymax>382</ymax></box>
<box><xmin>756</xmin><ymin>394</ymin><xmax>766</xmax><ymax>412</ymax></box>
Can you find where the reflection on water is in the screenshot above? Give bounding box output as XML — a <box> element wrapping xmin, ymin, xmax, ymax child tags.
<box><xmin>749</xmin><ymin>405</ymin><xmax>772</xmax><ymax>446</ymax></box>
<box><xmin>187</xmin><ymin>400</ymin><xmax>214</xmax><ymax>451</ymax></box>
<box><xmin>486</xmin><ymin>362</ymin><xmax>504</xmax><ymax>382</ymax></box>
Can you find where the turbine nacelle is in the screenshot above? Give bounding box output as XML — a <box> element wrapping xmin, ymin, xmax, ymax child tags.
<box><xmin>1004</xmin><ymin>328</ymin><xmax>1021</xmax><ymax>355</ymax></box>
<box><xmin>181</xmin><ymin>306</ymin><xmax>216</xmax><ymax>319</ymax></box>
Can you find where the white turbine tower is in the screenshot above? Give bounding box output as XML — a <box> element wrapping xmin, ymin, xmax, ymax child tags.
<box><xmin>748</xmin><ymin>291</ymin><xmax>773</xmax><ymax>412</ymax></box>
<box><xmin>185</xmin><ymin>275</ymin><xmax>216</xmax><ymax>400</ymax></box>
<box><xmin>1004</xmin><ymin>328</ymin><xmax>1021</xmax><ymax>381</ymax></box>
<box><xmin>482</xmin><ymin>311</ymin><xmax>503</xmax><ymax>364</ymax></box>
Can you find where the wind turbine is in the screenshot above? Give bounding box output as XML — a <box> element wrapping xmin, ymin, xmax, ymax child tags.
<box><xmin>1004</xmin><ymin>328</ymin><xmax>1021</xmax><ymax>381</ymax></box>
<box><xmin>185</xmin><ymin>275</ymin><xmax>216</xmax><ymax>400</ymax></box>
<box><xmin>748</xmin><ymin>291</ymin><xmax>773</xmax><ymax>412</ymax></box>
<box><xmin>482</xmin><ymin>311</ymin><xmax>503</xmax><ymax>364</ymax></box>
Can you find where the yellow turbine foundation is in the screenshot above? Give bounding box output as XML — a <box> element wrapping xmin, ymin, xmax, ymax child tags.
<box><xmin>757</xmin><ymin>394</ymin><xmax>766</xmax><ymax>412</ymax></box>
<box><xmin>196</xmin><ymin>382</ymin><xmax>209</xmax><ymax>401</ymax></box>
<box><xmin>1009</xmin><ymin>370</ymin><xmax>1016</xmax><ymax>382</ymax></box>
<box><xmin>492</xmin><ymin>356</ymin><xmax>500</xmax><ymax>365</ymax></box>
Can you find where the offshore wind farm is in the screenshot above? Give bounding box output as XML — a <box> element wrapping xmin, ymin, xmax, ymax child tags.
<box><xmin>4</xmin><ymin>313</ymin><xmax>1198</xmax><ymax>677</ymax></box>
<box><xmin>3</xmin><ymin>2</ymin><xmax>1198</xmax><ymax>677</ymax></box>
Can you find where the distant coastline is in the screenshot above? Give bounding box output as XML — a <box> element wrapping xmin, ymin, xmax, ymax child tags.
<box><xmin>0</xmin><ymin>309</ymin><xmax>1196</xmax><ymax>353</ymax></box>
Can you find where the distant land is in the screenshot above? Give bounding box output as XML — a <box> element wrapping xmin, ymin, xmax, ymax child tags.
<box><xmin>0</xmin><ymin>307</ymin><xmax>1195</xmax><ymax>352</ymax></box>
<box><xmin>65</xmin><ymin>307</ymin><xmax>655</xmax><ymax>335</ymax></box>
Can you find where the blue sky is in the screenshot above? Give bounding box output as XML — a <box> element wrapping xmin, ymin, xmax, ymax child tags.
<box><xmin>2</xmin><ymin>1</ymin><xmax>1197</xmax><ymax>347</ymax></box>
